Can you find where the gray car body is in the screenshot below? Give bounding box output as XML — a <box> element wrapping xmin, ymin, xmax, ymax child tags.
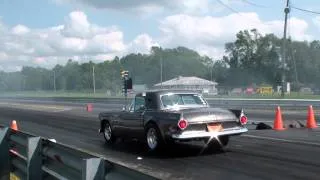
<box><xmin>99</xmin><ymin>90</ymin><xmax>248</xmax><ymax>142</ymax></box>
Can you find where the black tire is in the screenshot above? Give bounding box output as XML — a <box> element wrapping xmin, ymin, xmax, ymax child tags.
<box><xmin>102</xmin><ymin>121</ymin><xmax>116</xmax><ymax>144</ymax></box>
<box><xmin>145</xmin><ymin>123</ymin><xmax>164</xmax><ymax>152</ymax></box>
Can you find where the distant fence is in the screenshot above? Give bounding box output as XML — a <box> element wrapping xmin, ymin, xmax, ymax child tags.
<box><xmin>0</xmin><ymin>127</ymin><xmax>158</xmax><ymax>180</ymax></box>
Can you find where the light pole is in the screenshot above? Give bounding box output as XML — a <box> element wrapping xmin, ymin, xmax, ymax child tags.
<box><xmin>53</xmin><ymin>70</ymin><xmax>56</xmax><ymax>92</ymax></box>
<box><xmin>211</xmin><ymin>63</ymin><xmax>213</xmax><ymax>82</ymax></box>
<box><xmin>160</xmin><ymin>56</ymin><xmax>163</xmax><ymax>88</ymax></box>
<box><xmin>92</xmin><ymin>65</ymin><xmax>96</xmax><ymax>94</ymax></box>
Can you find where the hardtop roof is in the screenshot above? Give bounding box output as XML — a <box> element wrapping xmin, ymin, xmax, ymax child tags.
<box><xmin>135</xmin><ymin>89</ymin><xmax>202</xmax><ymax>97</ymax></box>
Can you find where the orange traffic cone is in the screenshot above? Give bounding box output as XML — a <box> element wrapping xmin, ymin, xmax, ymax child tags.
<box><xmin>306</xmin><ymin>105</ymin><xmax>318</xmax><ymax>129</ymax></box>
<box><xmin>273</xmin><ymin>106</ymin><xmax>285</xmax><ymax>130</ymax></box>
<box><xmin>10</xmin><ymin>120</ymin><xmax>18</xmax><ymax>131</ymax></box>
<box><xmin>86</xmin><ymin>104</ymin><xmax>93</xmax><ymax>112</ymax></box>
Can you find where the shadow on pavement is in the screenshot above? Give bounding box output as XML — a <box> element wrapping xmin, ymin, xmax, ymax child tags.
<box><xmin>100</xmin><ymin>138</ymin><xmax>227</xmax><ymax>159</ymax></box>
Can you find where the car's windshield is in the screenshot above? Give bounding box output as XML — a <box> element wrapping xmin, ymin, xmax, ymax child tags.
<box><xmin>161</xmin><ymin>93</ymin><xmax>207</xmax><ymax>107</ymax></box>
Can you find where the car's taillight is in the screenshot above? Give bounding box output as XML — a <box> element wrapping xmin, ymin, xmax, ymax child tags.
<box><xmin>240</xmin><ymin>115</ymin><xmax>248</xmax><ymax>125</ymax></box>
<box><xmin>178</xmin><ymin>119</ymin><xmax>188</xmax><ymax>130</ymax></box>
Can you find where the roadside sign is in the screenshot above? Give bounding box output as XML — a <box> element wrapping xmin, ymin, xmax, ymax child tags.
<box><xmin>10</xmin><ymin>173</ymin><xmax>20</xmax><ymax>180</ymax></box>
<box><xmin>257</xmin><ymin>86</ymin><xmax>273</xmax><ymax>95</ymax></box>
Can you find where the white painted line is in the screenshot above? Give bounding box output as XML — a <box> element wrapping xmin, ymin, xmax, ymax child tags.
<box><xmin>243</xmin><ymin>134</ymin><xmax>320</xmax><ymax>146</ymax></box>
<box><xmin>53</xmin><ymin>108</ymin><xmax>73</xmax><ymax>113</ymax></box>
<box><xmin>249</xmin><ymin>120</ymin><xmax>273</xmax><ymax>123</ymax></box>
<box><xmin>48</xmin><ymin>139</ymin><xmax>57</xmax><ymax>143</ymax></box>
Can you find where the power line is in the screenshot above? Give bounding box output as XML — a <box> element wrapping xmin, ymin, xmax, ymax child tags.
<box><xmin>216</xmin><ymin>0</ymin><xmax>240</xmax><ymax>15</ymax></box>
<box><xmin>240</xmin><ymin>0</ymin><xmax>269</xmax><ymax>8</ymax></box>
<box><xmin>215</xmin><ymin>0</ymin><xmax>275</xmax><ymax>26</ymax></box>
<box><xmin>291</xmin><ymin>6</ymin><xmax>320</xmax><ymax>15</ymax></box>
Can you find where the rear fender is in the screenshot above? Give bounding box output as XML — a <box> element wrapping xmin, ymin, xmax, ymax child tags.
<box><xmin>144</xmin><ymin>114</ymin><xmax>175</xmax><ymax>140</ymax></box>
<box><xmin>229</xmin><ymin>109</ymin><xmax>248</xmax><ymax>126</ymax></box>
<box><xmin>229</xmin><ymin>109</ymin><xmax>244</xmax><ymax>118</ymax></box>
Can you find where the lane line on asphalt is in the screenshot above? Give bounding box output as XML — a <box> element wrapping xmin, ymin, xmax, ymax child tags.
<box><xmin>53</xmin><ymin>108</ymin><xmax>73</xmax><ymax>113</ymax></box>
<box><xmin>0</xmin><ymin>102</ymin><xmax>72</xmax><ymax>112</ymax></box>
<box><xmin>243</xmin><ymin>134</ymin><xmax>320</xmax><ymax>146</ymax></box>
<box><xmin>249</xmin><ymin>120</ymin><xmax>273</xmax><ymax>123</ymax></box>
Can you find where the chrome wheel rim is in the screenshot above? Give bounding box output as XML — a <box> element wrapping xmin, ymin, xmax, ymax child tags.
<box><xmin>147</xmin><ymin>128</ymin><xmax>158</xmax><ymax>150</ymax></box>
<box><xmin>104</xmin><ymin>124</ymin><xmax>112</xmax><ymax>140</ymax></box>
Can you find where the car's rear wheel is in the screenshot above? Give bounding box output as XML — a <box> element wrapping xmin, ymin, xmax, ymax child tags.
<box><xmin>103</xmin><ymin>121</ymin><xmax>116</xmax><ymax>144</ymax></box>
<box><xmin>145</xmin><ymin>123</ymin><xmax>163</xmax><ymax>151</ymax></box>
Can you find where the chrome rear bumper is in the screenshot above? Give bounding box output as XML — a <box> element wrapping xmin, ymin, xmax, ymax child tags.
<box><xmin>171</xmin><ymin>127</ymin><xmax>248</xmax><ymax>140</ymax></box>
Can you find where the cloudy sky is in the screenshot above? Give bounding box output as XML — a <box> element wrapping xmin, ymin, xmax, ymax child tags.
<box><xmin>0</xmin><ymin>0</ymin><xmax>320</xmax><ymax>72</ymax></box>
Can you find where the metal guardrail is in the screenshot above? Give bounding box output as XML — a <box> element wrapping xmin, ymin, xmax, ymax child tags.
<box><xmin>0</xmin><ymin>127</ymin><xmax>158</xmax><ymax>180</ymax></box>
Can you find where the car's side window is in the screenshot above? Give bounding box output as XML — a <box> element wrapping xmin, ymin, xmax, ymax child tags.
<box><xmin>134</xmin><ymin>96</ymin><xmax>146</xmax><ymax>112</ymax></box>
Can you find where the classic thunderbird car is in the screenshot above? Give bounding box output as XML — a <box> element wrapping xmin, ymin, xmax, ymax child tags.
<box><xmin>99</xmin><ymin>90</ymin><xmax>248</xmax><ymax>151</ymax></box>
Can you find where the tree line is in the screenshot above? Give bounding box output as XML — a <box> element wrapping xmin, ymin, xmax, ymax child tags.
<box><xmin>1</xmin><ymin>29</ymin><xmax>320</xmax><ymax>93</ymax></box>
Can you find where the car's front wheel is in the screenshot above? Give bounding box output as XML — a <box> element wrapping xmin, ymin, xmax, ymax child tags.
<box><xmin>145</xmin><ymin>123</ymin><xmax>163</xmax><ymax>151</ymax></box>
<box><xmin>103</xmin><ymin>121</ymin><xmax>116</xmax><ymax>144</ymax></box>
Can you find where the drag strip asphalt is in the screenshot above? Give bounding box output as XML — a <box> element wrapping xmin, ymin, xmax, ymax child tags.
<box><xmin>0</xmin><ymin>102</ymin><xmax>320</xmax><ymax>179</ymax></box>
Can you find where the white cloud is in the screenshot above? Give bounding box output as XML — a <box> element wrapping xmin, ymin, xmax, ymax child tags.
<box><xmin>12</xmin><ymin>25</ymin><xmax>30</xmax><ymax>35</ymax></box>
<box><xmin>60</xmin><ymin>11</ymin><xmax>90</xmax><ymax>38</ymax></box>
<box><xmin>53</xmin><ymin>0</ymin><xmax>232</xmax><ymax>16</ymax></box>
<box><xmin>287</xmin><ymin>17</ymin><xmax>312</xmax><ymax>41</ymax></box>
<box><xmin>312</xmin><ymin>16</ymin><xmax>320</xmax><ymax>31</ymax></box>
<box><xmin>52</xmin><ymin>0</ymin><xmax>171</xmax><ymax>15</ymax></box>
<box><xmin>159</xmin><ymin>12</ymin><xmax>312</xmax><ymax>58</ymax></box>
<box><xmin>0</xmin><ymin>52</ymin><xmax>8</xmax><ymax>61</ymax></box>
<box><xmin>127</xmin><ymin>34</ymin><xmax>160</xmax><ymax>54</ymax></box>
<box><xmin>0</xmin><ymin>11</ymin><xmax>153</xmax><ymax>72</ymax></box>
<box><xmin>0</xmin><ymin>10</ymin><xmax>314</xmax><ymax>72</ymax></box>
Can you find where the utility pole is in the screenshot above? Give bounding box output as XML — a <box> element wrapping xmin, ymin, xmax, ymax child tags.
<box><xmin>211</xmin><ymin>63</ymin><xmax>213</xmax><ymax>82</ymax></box>
<box><xmin>292</xmin><ymin>49</ymin><xmax>299</xmax><ymax>86</ymax></box>
<box><xmin>53</xmin><ymin>70</ymin><xmax>56</xmax><ymax>92</ymax></box>
<box><xmin>160</xmin><ymin>56</ymin><xmax>163</xmax><ymax>88</ymax></box>
<box><xmin>92</xmin><ymin>65</ymin><xmax>96</xmax><ymax>94</ymax></box>
<box><xmin>281</xmin><ymin>0</ymin><xmax>290</xmax><ymax>97</ymax></box>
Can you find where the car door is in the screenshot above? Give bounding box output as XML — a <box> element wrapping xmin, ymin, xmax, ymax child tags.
<box><xmin>111</xmin><ymin>101</ymin><xmax>133</xmax><ymax>136</ymax></box>
<box><xmin>118</xmin><ymin>95</ymin><xmax>145</xmax><ymax>139</ymax></box>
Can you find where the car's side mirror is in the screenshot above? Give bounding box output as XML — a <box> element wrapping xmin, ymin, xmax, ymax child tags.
<box><xmin>122</xmin><ymin>105</ymin><xmax>126</xmax><ymax>111</ymax></box>
<box><xmin>135</xmin><ymin>105</ymin><xmax>146</xmax><ymax>112</ymax></box>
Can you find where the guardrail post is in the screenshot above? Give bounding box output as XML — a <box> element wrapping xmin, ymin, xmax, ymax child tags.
<box><xmin>0</xmin><ymin>127</ymin><xmax>10</xmax><ymax>179</ymax></box>
<box><xmin>82</xmin><ymin>158</ymin><xmax>105</xmax><ymax>180</ymax></box>
<box><xmin>27</xmin><ymin>137</ymin><xmax>42</xmax><ymax>180</ymax></box>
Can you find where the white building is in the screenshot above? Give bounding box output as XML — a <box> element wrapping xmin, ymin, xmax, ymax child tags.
<box><xmin>153</xmin><ymin>76</ymin><xmax>218</xmax><ymax>95</ymax></box>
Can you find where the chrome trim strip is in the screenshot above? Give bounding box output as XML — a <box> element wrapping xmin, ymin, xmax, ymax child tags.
<box><xmin>171</xmin><ymin>127</ymin><xmax>248</xmax><ymax>139</ymax></box>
